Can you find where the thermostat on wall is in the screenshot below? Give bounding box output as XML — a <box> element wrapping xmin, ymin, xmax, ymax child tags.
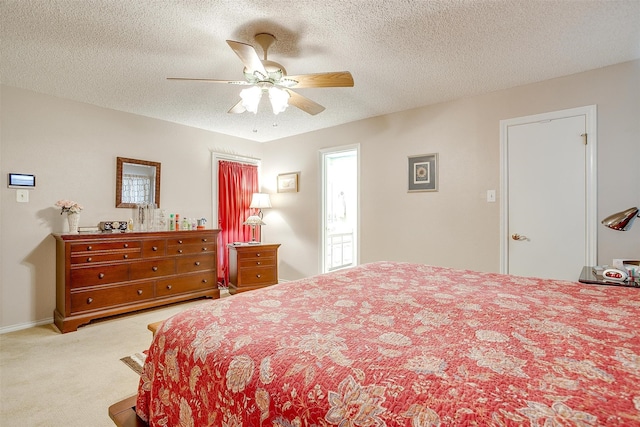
<box><xmin>8</xmin><ymin>173</ymin><xmax>36</xmax><ymax>188</ymax></box>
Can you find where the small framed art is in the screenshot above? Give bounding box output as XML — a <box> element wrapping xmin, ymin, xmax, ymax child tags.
<box><xmin>408</xmin><ymin>153</ymin><xmax>438</xmax><ymax>192</ymax></box>
<box><xmin>277</xmin><ymin>172</ymin><xmax>299</xmax><ymax>193</ymax></box>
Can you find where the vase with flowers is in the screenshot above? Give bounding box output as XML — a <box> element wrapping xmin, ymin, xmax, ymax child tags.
<box><xmin>56</xmin><ymin>200</ymin><xmax>83</xmax><ymax>233</ymax></box>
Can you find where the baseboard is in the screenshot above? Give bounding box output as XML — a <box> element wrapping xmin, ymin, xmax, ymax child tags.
<box><xmin>0</xmin><ymin>317</ymin><xmax>54</xmax><ymax>335</ymax></box>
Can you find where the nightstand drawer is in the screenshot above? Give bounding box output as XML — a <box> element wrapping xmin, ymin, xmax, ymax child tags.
<box><xmin>237</xmin><ymin>247</ymin><xmax>276</xmax><ymax>260</ymax></box>
<box><xmin>239</xmin><ymin>256</ymin><xmax>275</xmax><ymax>268</ymax></box>
<box><xmin>238</xmin><ymin>266</ymin><xmax>277</xmax><ymax>285</ymax></box>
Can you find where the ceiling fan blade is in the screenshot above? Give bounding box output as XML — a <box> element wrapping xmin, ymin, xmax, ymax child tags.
<box><xmin>228</xmin><ymin>99</ymin><xmax>246</xmax><ymax>114</ymax></box>
<box><xmin>286</xmin><ymin>90</ymin><xmax>326</xmax><ymax>115</ymax></box>
<box><xmin>167</xmin><ymin>77</ymin><xmax>250</xmax><ymax>85</ymax></box>
<box><xmin>284</xmin><ymin>72</ymin><xmax>354</xmax><ymax>89</ymax></box>
<box><xmin>226</xmin><ymin>40</ymin><xmax>268</xmax><ymax>77</ymax></box>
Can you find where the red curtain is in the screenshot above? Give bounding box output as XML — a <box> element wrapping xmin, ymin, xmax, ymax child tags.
<box><xmin>217</xmin><ymin>161</ymin><xmax>259</xmax><ymax>286</ymax></box>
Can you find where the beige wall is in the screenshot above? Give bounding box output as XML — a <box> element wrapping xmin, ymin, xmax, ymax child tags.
<box><xmin>261</xmin><ymin>60</ymin><xmax>640</xmax><ymax>281</ymax></box>
<box><xmin>0</xmin><ymin>86</ymin><xmax>262</xmax><ymax>331</ymax></box>
<box><xmin>2</xmin><ymin>60</ymin><xmax>639</xmax><ymax>331</ymax></box>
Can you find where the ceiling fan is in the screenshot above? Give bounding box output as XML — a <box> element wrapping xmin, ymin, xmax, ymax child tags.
<box><xmin>168</xmin><ymin>33</ymin><xmax>354</xmax><ymax>116</ymax></box>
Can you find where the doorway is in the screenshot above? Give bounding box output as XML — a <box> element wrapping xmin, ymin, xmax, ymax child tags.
<box><xmin>500</xmin><ymin>106</ymin><xmax>597</xmax><ymax>280</ymax></box>
<box><xmin>321</xmin><ymin>145</ymin><xmax>359</xmax><ymax>273</ymax></box>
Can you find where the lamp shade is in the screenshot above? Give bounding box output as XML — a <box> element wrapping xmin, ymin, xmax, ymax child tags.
<box><xmin>250</xmin><ymin>193</ymin><xmax>272</xmax><ymax>209</ymax></box>
<box><xmin>601</xmin><ymin>207</ymin><xmax>639</xmax><ymax>231</ymax></box>
<box><xmin>243</xmin><ymin>215</ymin><xmax>266</xmax><ymax>226</ymax></box>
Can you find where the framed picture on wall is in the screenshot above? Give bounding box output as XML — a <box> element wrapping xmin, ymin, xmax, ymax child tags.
<box><xmin>408</xmin><ymin>153</ymin><xmax>438</xmax><ymax>192</ymax></box>
<box><xmin>277</xmin><ymin>172</ymin><xmax>299</xmax><ymax>193</ymax></box>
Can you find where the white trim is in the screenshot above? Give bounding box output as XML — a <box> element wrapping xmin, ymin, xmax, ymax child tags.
<box><xmin>319</xmin><ymin>144</ymin><xmax>361</xmax><ymax>274</ymax></box>
<box><xmin>499</xmin><ymin>105</ymin><xmax>597</xmax><ymax>274</ymax></box>
<box><xmin>211</xmin><ymin>152</ymin><xmax>261</xmax><ymax>227</ymax></box>
<box><xmin>0</xmin><ymin>317</ymin><xmax>54</xmax><ymax>334</ymax></box>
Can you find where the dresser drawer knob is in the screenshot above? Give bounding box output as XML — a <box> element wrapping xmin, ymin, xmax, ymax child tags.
<box><xmin>178</xmin><ymin>249</ymin><xmax>183</xmax><ymax>254</ymax></box>
<box><xmin>202</xmin><ymin>247</ymin><xmax>208</xmax><ymax>251</ymax></box>
<box><xmin>87</xmin><ymin>257</ymin><xmax>93</xmax><ymax>262</ymax></box>
<box><xmin>137</xmin><ymin>289</ymin><xmax>143</xmax><ymax>295</ymax></box>
<box><xmin>202</xmin><ymin>279</ymin><xmax>207</xmax><ymax>283</ymax></box>
<box><xmin>194</xmin><ymin>261</ymin><xmax>200</xmax><ymax>266</ymax></box>
<box><xmin>98</xmin><ymin>273</ymin><xmax>105</xmax><ymax>279</ymax></box>
<box><xmin>166</xmin><ymin>285</ymin><xmax>172</xmax><ymax>290</ymax></box>
<box><xmin>124</xmin><ymin>243</ymin><xmax>129</xmax><ymax>248</ymax></box>
<box><xmin>87</xmin><ymin>297</ymin><xmax>93</xmax><ymax>304</ymax></box>
<box><xmin>123</xmin><ymin>254</ymin><xmax>128</xmax><ymax>259</ymax></box>
<box><xmin>87</xmin><ymin>246</ymin><xmax>92</xmax><ymax>251</ymax></box>
<box><xmin>256</xmin><ymin>261</ymin><xmax>261</xmax><ymax>265</ymax></box>
<box><xmin>202</xmin><ymin>238</ymin><xmax>207</xmax><ymax>242</ymax></box>
<box><xmin>152</xmin><ymin>246</ymin><xmax>158</xmax><ymax>251</ymax></box>
<box><xmin>256</xmin><ymin>274</ymin><xmax>261</xmax><ymax>278</ymax></box>
<box><xmin>178</xmin><ymin>240</ymin><xmax>183</xmax><ymax>244</ymax></box>
<box><xmin>152</xmin><ymin>266</ymin><xmax>158</xmax><ymax>271</ymax></box>
<box><xmin>256</xmin><ymin>253</ymin><xmax>261</xmax><ymax>257</ymax></box>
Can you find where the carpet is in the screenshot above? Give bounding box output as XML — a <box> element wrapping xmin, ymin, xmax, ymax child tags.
<box><xmin>120</xmin><ymin>352</ymin><xmax>146</xmax><ymax>375</ymax></box>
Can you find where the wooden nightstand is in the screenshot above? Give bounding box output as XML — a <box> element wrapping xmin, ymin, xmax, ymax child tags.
<box><xmin>228</xmin><ymin>243</ymin><xmax>280</xmax><ymax>294</ymax></box>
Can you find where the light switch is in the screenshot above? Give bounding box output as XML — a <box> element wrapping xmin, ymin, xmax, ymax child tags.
<box><xmin>486</xmin><ymin>190</ymin><xmax>496</xmax><ymax>203</ymax></box>
<box><xmin>16</xmin><ymin>189</ymin><xmax>29</xmax><ymax>203</ymax></box>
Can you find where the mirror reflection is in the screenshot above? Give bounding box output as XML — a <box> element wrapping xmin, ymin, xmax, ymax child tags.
<box><xmin>116</xmin><ymin>157</ymin><xmax>161</xmax><ymax>208</ymax></box>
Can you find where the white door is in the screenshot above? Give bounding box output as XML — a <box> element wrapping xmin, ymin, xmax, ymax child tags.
<box><xmin>500</xmin><ymin>106</ymin><xmax>597</xmax><ymax>280</ymax></box>
<box><xmin>321</xmin><ymin>146</ymin><xmax>359</xmax><ymax>273</ymax></box>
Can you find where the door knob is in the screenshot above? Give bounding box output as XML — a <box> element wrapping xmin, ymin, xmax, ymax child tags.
<box><xmin>511</xmin><ymin>233</ymin><xmax>527</xmax><ymax>241</ymax></box>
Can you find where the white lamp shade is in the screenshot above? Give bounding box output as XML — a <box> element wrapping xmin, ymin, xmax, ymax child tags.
<box><xmin>250</xmin><ymin>193</ymin><xmax>272</xmax><ymax>209</ymax></box>
<box><xmin>239</xmin><ymin>86</ymin><xmax>262</xmax><ymax>114</ymax></box>
<box><xmin>243</xmin><ymin>215</ymin><xmax>266</xmax><ymax>226</ymax></box>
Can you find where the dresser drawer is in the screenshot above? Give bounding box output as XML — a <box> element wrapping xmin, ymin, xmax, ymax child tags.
<box><xmin>70</xmin><ymin>282</ymin><xmax>155</xmax><ymax>314</ymax></box>
<box><xmin>70</xmin><ymin>250</ymin><xmax>141</xmax><ymax>265</ymax></box>
<box><xmin>238</xmin><ymin>266</ymin><xmax>277</xmax><ymax>285</ymax></box>
<box><xmin>167</xmin><ymin>235</ymin><xmax>216</xmax><ymax>247</ymax></box>
<box><xmin>156</xmin><ymin>272</ymin><xmax>215</xmax><ymax>297</ymax></box>
<box><xmin>142</xmin><ymin>239</ymin><xmax>167</xmax><ymax>257</ymax></box>
<box><xmin>71</xmin><ymin>241</ymin><xmax>140</xmax><ymax>253</ymax></box>
<box><xmin>176</xmin><ymin>254</ymin><xmax>215</xmax><ymax>274</ymax></box>
<box><xmin>130</xmin><ymin>259</ymin><xmax>175</xmax><ymax>280</ymax></box>
<box><xmin>168</xmin><ymin>244</ymin><xmax>216</xmax><ymax>255</ymax></box>
<box><xmin>70</xmin><ymin>264</ymin><xmax>130</xmax><ymax>288</ymax></box>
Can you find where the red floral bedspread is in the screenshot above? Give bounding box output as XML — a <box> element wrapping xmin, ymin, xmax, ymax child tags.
<box><xmin>136</xmin><ymin>262</ymin><xmax>640</xmax><ymax>426</ymax></box>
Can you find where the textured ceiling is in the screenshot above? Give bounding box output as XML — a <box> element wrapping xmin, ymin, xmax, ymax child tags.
<box><xmin>1</xmin><ymin>0</ymin><xmax>639</xmax><ymax>143</ymax></box>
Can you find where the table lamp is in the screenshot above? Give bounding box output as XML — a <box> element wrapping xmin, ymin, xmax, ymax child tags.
<box><xmin>601</xmin><ymin>207</ymin><xmax>639</xmax><ymax>231</ymax></box>
<box><xmin>243</xmin><ymin>215</ymin><xmax>265</xmax><ymax>244</ymax></box>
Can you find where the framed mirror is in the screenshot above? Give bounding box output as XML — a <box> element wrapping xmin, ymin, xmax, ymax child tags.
<box><xmin>116</xmin><ymin>157</ymin><xmax>161</xmax><ymax>208</ymax></box>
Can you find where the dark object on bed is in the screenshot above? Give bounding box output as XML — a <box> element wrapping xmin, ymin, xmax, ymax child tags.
<box><xmin>132</xmin><ymin>262</ymin><xmax>640</xmax><ymax>425</ymax></box>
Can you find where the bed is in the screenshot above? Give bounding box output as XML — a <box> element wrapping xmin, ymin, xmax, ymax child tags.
<box><xmin>133</xmin><ymin>261</ymin><xmax>640</xmax><ymax>426</ymax></box>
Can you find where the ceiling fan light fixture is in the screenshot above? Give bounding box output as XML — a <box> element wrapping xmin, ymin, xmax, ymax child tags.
<box><xmin>239</xmin><ymin>85</ymin><xmax>263</xmax><ymax>114</ymax></box>
<box><xmin>268</xmin><ymin>87</ymin><xmax>290</xmax><ymax>115</ymax></box>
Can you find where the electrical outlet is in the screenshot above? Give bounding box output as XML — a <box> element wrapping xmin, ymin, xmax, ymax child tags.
<box><xmin>487</xmin><ymin>190</ymin><xmax>496</xmax><ymax>203</ymax></box>
<box><xmin>17</xmin><ymin>189</ymin><xmax>29</xmax><ymax>203</ymax></box>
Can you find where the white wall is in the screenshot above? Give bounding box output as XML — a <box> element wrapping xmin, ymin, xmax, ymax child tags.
<box><xmin>0</xmin><ymin>86</ymin><xmax>263</xmax><ymax>331</ymax></box>
<box><xmin>261</xmin><ymin>60</ymin><xmax>640</xmax><ymax>281</ymax></box>
<box><xmin>2</xmin><ymin>60</ymin><xmax>639</xmax><ymax>331</ymax></box>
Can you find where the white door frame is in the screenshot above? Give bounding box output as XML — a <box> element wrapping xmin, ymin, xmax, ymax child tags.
<box><xmin>499</xmin><ymin>105</ymin><xmax>597</xmax><ymax>274</ymax></box>
<box><xmin>319</xmin><ymin>144</ymin><xmax>361</xmax><ymax>273</ymax></box>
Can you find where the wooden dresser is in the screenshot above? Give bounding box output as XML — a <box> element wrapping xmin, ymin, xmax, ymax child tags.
<box><xmin>53</xmin><ymin>229</ymin><xmax>219</xmax><ymax>333</ymax></box>
<box><xmin>228</xmin><ymin>243</ymin><xmax>280</xmax><ymax>294</ymax></box>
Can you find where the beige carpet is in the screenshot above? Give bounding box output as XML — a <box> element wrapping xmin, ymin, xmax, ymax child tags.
<box><xmin>0</xmin><ymin>298</ymin><xmax>213</xmax><ymax>427</ymax></box>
